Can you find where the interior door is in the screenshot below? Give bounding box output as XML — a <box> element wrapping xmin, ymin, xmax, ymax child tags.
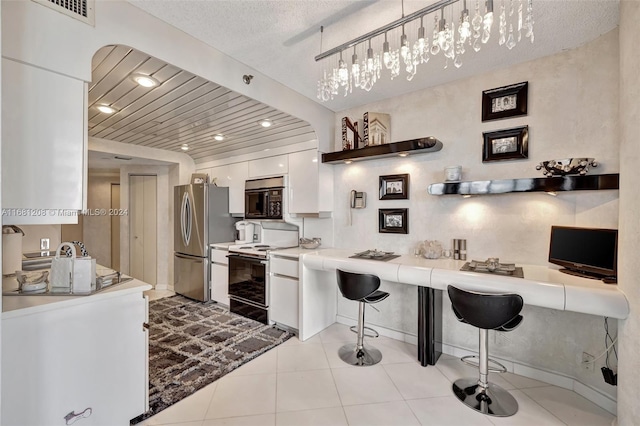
<box><xmin>129</xmin><ymin>175</ymin><xmax>157</xmax><ymax>285</ymax></box>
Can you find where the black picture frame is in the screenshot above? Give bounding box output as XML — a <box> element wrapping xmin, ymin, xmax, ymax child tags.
<box><xmin>482</xmin><ymin>126</ymin><xmax>529</xmax><ymax>162</ymax></box>
<box><xmin>482</xmin><ymin>82</ymin><xmax>528</xmax><ymax>122</ymax></box>
<box><xmin>379</xmin><ymin>174</ymin><xmax>410</xmax><ymax>200</ymax></box>
<box><xmin>379</xmin><ymin>208</ymin><xmax>408</xmax><ymax>234</ymax></box>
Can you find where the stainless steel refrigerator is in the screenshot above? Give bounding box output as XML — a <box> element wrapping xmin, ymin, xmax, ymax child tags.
<box><xmin>174</xmin><ymin>184</ymin><xmax>237</xmax><ymax>301</ymax></box>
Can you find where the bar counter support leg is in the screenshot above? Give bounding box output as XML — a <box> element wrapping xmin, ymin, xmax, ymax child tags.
<box><xmin>418</xmin><ymin>287</ymin><xmax>442</xmax><ymax>366</ymax></box>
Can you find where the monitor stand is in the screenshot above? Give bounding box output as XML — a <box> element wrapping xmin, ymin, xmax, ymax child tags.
<box><xmin>559</xmin><ymin>268</ymin><xmax>617</xmax><ymax>284</ymax></box>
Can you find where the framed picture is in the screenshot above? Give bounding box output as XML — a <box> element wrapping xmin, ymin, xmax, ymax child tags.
<box><xmin>482</xmin><ymin>126</ymin><xmax>529</xmax><ymax>162</ymax></box>
<box><xmin>379</xmin><ymin>174</ymin><xmax>409</xmax><ymax>200</ymax></box>
<box><xmin>482</xmin><ymin>81</ymin><xmax>528</xmax><ymax>122</ymax></box>
<box><xmin>379</xmin><ymin>208</ymin><xmax>409</xmax><ymax>234</ymax></box>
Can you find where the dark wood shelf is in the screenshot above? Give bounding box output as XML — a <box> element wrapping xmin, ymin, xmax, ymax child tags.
<box><xmin>427</xmin><ymin>173</ymin><xmax>619</xmax><ymax>195</ymax></box>
<box><xmin>321</xmin><ymin>137</ymin><xmax>443</xmax><ymax>164</ymax></box>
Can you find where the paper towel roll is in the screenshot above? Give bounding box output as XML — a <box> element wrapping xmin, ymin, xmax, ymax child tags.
<box><xmin>3</xmin><ymin>233</ymin><xmax>23</xmax><ymax>276</ymax></box>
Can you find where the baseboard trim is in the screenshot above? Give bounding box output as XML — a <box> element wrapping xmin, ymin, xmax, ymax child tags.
<box><xmin>334</xmin><ymin>316</ymin><xmax>616</xmax><ymax>415</ymax></box>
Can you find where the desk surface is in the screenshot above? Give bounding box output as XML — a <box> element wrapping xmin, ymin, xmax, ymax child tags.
<box><xmin>297</xmin><ymin>248</ymin><xmax>629</xmax><ymax>320</ymax></box>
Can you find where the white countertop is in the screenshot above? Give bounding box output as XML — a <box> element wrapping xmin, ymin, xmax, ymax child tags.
<box><xmin>271</xmin><ymin>246</ymin><xmax>325</xmax><ymax>258</ymax></box>
<box><xmin>2</xmin><ymin>275</ymin><xmax>151</xmax><ymax>318</ymax></box>
<box><xmin>301</xmin><ymin>249</ymin><xmax>629</xmax><ymax>319</ymax></box>
<box><xmin>210</xmin><ymin>242</ymin><xmax>235</xmax><ymax>249</ymax></box>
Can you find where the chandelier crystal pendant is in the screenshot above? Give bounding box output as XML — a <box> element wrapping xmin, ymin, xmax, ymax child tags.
<box><xmin>315</xmin><ymin>0</ymin><xmax>534</xmax><ymax>102</ymax></box>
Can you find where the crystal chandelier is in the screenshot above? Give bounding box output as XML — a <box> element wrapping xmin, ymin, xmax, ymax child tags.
<box><xmin>316</xmin><ymin>0</ymin><xmax>534</xmax><ymax>102</ymax></box>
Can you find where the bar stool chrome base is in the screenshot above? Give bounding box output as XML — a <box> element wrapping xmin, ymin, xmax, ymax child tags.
<box><xmin>452</xmin><ymin>378</ymin><xmax>519</xmax><ymax>417</ymax></box>
<box><xmin>338</xmin><ymin>343</ymin><xmax>383</xmax><ymax>366</ymax></box>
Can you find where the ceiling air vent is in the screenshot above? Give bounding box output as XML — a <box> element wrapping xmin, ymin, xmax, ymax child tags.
<box><xmin>31</xmin><ymin>0</ymin><xmax>95</xmax><ymax>26</ymax></box>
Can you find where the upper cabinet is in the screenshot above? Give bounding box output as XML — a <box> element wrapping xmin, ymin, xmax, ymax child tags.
<box><xmin>199</xmin><ymin>149</ymin><xmax>333</xmax><ymax>217</ymax></box>
<box><xmin>208</xmin><ymin>162</ymin><xmax>248</xmax><ymax>215</ymax></box>
<box><xmin>248</xmin><ymin>155</ymin><xmax>288</xmax><ymax>178</ymax></box>
<box><xmin>2</xmin><ymin>58</ymin><xmax>86</xmax><ymax>224</ymax></box>
<box><xmin>288</xmin><ymin>149</ymin><xmax>333</xmax><ymax>215</ymax></box>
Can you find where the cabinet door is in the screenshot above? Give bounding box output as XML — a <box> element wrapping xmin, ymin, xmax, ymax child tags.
<box><xmin>209</xmin><ymin>165</ymin><xmax>230</xmax><ymax>187</ymax></box>
<box><xmin>1</xmin><ymin>292</ymin><xmax>148</xmax><ymax>425</ymax></box>
<box><xmin>270</xmin><ymin>274</ymin><xmax>299</xmax><ymax>329</ymax></box>
<box><xmin>227</xmin><ymin>162</ymin><xmax>248</xmax><ymax>214</ymax></box>
<box><xmin>211</xmin><ymin>262</ymin><xmax>230</xmax><ymax>306</ymax></box>
<box><xmin>288</xmin><ymin>150</ymin><xmax>319</xmax><ymax>214</ymax></box>
<box><xmin>248</xmin><ymin>155</ymin><xmax>288</xmax><ymax>178</ymax></box>
<box><xmin>2</xmin><ymin>58</ymin><xmax>84</xmax><ymax>220</ymax></box>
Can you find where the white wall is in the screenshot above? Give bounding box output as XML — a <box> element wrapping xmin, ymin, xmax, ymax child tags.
<box><xmin>333</xmin><ymin>30</ymin><xmax>620</xmax><ymax>400</ymax></box>
<box><xmin>2</xmin><ymin>0</ymin><xmax>334</xmax><ymax>153</ymax></box>
<box><xmin>616</xmin><ymin>1</ymin><xmax>640</xmax><ymax>423</ymax></box>
<box><xmin>83</xmin><ymin>171</ymin><xmax>120</xmax><ymax>267</ymax></box>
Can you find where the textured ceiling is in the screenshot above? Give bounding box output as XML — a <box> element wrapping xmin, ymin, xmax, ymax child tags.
<box><xmin>88</xmin><ymin>45</ymin><xmax>315</xmax><ymax>163</ymax></box>
<box><xmin>128</xmin><ymin>0</ymin><xmax>620</xmax><ymax>113</ymax></box>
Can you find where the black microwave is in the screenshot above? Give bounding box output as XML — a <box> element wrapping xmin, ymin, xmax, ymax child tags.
<box><xmin>244</xmin><ymin>176</ymin><xmax>284</xmax><ymax>220</ymax></box>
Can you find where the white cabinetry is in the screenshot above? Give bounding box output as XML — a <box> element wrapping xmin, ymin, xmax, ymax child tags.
<box><xmin>1</xmin><ymin>290</ymin><xmax>148</xmax><ymax>425</ymax></box>
<box><xmin>211</xmin><ymin>246</ymin><xmax>230</xmax><ymax>305</ymax></box>
<box><xmin>1</xmin><ymin>58</ymin><xmax>86</xmax><ymax>224</ymax></box>
<box><xmin>207</xmin><ymin>163</ymin><xmax>247</xmax><ymax>215</ymax></box>
<box><xmin>248</xmin><ymin>155</ymin><xmax>288</xmax><ymax>178</ymax></box>
<box><xmin>270</xmin><ymin>255</ymin><xmax>299</xmax><ymax>329</ymax></box>
<box><xmin>288</xmin><ymin>149</ymin><xmax>333</xmax><ymax>215</ymax></box>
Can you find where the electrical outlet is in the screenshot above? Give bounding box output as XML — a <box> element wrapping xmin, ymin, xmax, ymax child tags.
<box><xmin>582</xmin><ymin>352</ymin><xmax>595</xmax><ymax>371</ymax></box>
<box><xmin>40</xmin><ymin>238</ymin><xmax>50</xmax><ymax>251</ymax></box>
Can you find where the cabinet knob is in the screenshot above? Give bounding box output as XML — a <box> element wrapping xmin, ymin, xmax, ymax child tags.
<box><xmin>143</xmin><ymin>322</ymin><xmax>150</xmax><ymax>330</ymax></box>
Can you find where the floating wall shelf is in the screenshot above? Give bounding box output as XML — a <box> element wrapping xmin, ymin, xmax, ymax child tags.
<box><xmin>427</xmin><ymin>173</ymin><xmax>619</xmax><ymax>196</ymax></box>
<box><xmin>321</xmin><ymin>137</ymin><xmax>443</xmax><ymax>164</ymax></box>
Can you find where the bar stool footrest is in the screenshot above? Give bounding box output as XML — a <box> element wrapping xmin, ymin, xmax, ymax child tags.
<box><xmin>461</xmin><ymin>355</ymin><xmax>507</xmax><ymax>373</ymax></box>
<box><xmin>349</xmin><ymin>325</ymin><xmax>380</xmax><ymax>338</ymax></box>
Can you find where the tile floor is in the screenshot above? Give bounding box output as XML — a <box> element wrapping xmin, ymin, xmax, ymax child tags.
<box><xmin>139</xmin><ymin>298</ymin><xmax>615</xmax><ymax>426</ymax></box>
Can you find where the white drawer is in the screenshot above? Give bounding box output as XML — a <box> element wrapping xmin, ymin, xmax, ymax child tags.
<box><xmin>271</xmin><ymin>256</ymin><xmax>299</xmax><ymax>278</ymax></box>
<box><xmin>211</xmin><ymin>248</ymin><xmax>229</xmax><ymax>264</ymax></box>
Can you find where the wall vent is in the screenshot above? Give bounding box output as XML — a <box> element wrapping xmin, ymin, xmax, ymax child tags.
<box><xmin>32</xmin><ymin>0</ymin><xmax>95</xmax><ymax>26</ymax></box>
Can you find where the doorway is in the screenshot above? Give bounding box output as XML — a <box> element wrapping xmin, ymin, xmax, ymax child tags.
<box><xmin>129</xmin><ymin>175</ymin><xmax>157</xmax><ymax>285</ymax></box>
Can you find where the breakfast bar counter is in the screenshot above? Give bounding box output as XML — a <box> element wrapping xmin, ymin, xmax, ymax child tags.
<box><xmin>298</xmin><ymin>249</ymin><xmax>629</xmax><ymax>364</ymax></box>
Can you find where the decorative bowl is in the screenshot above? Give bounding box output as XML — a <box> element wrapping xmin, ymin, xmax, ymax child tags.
<box><xmin>300</xmin><ymin>237</ymin><xmax>321</xmax><ymax>249</ymax></box>
<box><xmin>536</xmin><ymin>158</ymin><xmax>597</xmax><ymax>176</ymax></box>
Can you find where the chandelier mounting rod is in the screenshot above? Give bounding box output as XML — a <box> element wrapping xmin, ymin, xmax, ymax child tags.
<box><xmin>314</xmin><ymin>0</ymin><xmax>458</xmax><ymax>62</ymax></box>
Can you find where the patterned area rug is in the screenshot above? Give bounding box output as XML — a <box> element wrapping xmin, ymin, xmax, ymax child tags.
<box><xmin>131</xmin><ymin>295</ymin><xmax>293</xmax><ymax>424</ymax></box>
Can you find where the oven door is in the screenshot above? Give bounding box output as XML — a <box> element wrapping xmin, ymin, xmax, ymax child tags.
<box><xmin>228</xmin><ymin>254</ymin><xmax>269</xmax><ymax>323</ymax></box>
<box><xmin>245</xmin><ymin>190</ymin><xmax>268</xmax><ymax>219</ymax></box>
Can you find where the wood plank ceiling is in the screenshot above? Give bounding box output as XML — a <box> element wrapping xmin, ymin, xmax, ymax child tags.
<box><xmin>88</xmin><ymin>45</ymin><xmax>316</xmax><ymax>163</ymax></box>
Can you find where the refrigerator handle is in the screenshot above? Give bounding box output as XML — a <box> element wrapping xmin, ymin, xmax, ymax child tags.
<box><xmin>181</xmin><ymin>191</ymin><xmax>192</xmax><ymax>246</ymax></box>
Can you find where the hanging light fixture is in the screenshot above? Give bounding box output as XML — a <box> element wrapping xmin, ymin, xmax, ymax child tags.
<box><xmin>316</xmin><ymin>0</ymin><xmax>534</xmax><ymax>102</ymax></box>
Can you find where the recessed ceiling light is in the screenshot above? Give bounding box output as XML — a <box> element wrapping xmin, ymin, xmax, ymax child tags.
<box><xmin>259</xmin><ymin>119</ymin><xmax>273</xmax><ymax>128</ymax></box>
<box><xmin>131</xmin><ymin>73</ymin><xmax>159</xmax><ymax>88</ymax></box>
<box><xmin>344</xmin><ymin>160</ymin><xmax>353</xmax><ymax>164</ymax></box>
<box><xmin>398</xmin><ymin>152</ymin><xmax>408</xmax><ymax>157</ymax></box>
<box><xmin>181</xmin><ymin>144</ymin><xmax>189</xmax><ymax>151</ymax></box>
<box><xmin>96</xmin><ymin>104</ymin><xmax>117</xmax><ymax>114</ymax></box>
<box><xmin>214</xmin><ymin>134</ymin><xmax>225</xmax><ymax>141</ymax></box>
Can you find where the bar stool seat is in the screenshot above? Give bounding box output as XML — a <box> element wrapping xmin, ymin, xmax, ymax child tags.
<box><xmin>447</xmin><ymin>285</ymin><xmax>524</xmax><ymax>417</ymax></box>
<box><xmin>336</xmin><ymin>269</ymin><xmax>389</xmax><ymax>366</ymax></box>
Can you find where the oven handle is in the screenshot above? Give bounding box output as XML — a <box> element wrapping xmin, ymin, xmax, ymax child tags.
<box><xmin>226</xmin><ymin>254</ymin><xmax>269</xmax><ymax>265</ymax></box>
<box><xmin>229</xmin><ymin>295</ymin><xmax>268</xmax><ymax>310</ymax></box>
